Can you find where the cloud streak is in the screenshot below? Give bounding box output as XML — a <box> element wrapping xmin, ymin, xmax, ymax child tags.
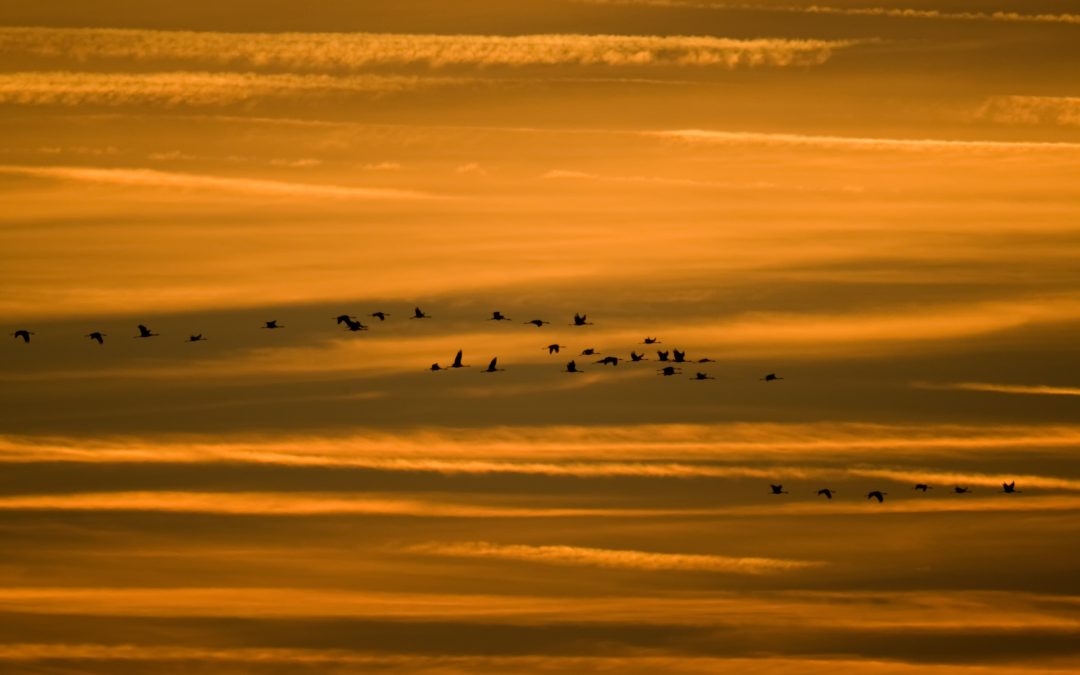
<box><xmin>978</xmin><ymin>96</ymin><xmax>1080</xmax><ymax>128</ymax></box>
<box><xmin>655</xmin><ymin>129</ymin><xmax>1080</xmax><ymax>152</ymax></box>
<box><xmin>915</xmin><ymin>382</ymin><xmax>1080</xmax><ymax>397</ymax></box>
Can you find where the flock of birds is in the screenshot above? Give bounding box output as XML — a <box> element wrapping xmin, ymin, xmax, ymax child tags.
<box><xmin>771</xmin><ymin>481</ymin><xmax>1022</xmax><ymax>503</ymax></box>
<box><xmin>9</xmin><ymin>309</ymin><xmax>784</xmax><ymax>381</ymax></box>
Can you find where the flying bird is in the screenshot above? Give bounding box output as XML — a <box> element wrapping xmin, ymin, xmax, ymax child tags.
<box><xmin>187</xmin><ymin>334</ymin><xmax>206</xmax><ymax>343</ymax></box>
<box><xmin>482</xmin><ymin>357</ymin><xmax>504</xmax><ymax>373</ymax></box>
<box><xmin>524</xmin><ymin>319</ymin><xmax>549</xmax><ymax>327</ymax></box>
<box><xmin>596</xmin><ymin>356</ymin><xmax>620</xmax><ymax>366</ymax></box>
<box><xmin>370</xmin><ymin>312</ymin><xmax>390</xmax><ymax>321</ymax></box>
<box><xmin>867</xmin><ymin>490</ymin><xmax>887</xmax><ymax>503</ymax></box>
<box><xmin>643</xmin><ymin>337</ymin><xmax>661</xmax><ymax>344</ymax></box>
<box><xmin>697</xmin><ymin>357</ymin><xmax>716</xmax><ymax>363</ymax></box>
<box><xmin>1001</xmin><ymin>481</ymin><xmax>1020</xmax><ymax>494</ymax></box>
<box><xmin>334</xmin><ymin>314</ymin><xmax>356</xmax><ymax>325</ymax></box>
<box><xmin>341</xmin><ymin>317</ymin><xmax>367</xmax><ymax>332</ymax></box>
<box><xmin>581</xmin><ymin>348</ymin><xmax>598</xmax><ymax>356</ymax></box>
<box><xmin>411</xmin><ymin>307</ymin><xmax>431</xmax><ymax>319</ymax></box>
<box><xmin>11</xmin><ymin>330</ymin><xmax>34</xmax><ymax>343</ymax></box>
<box><xmin>565</xmin><ymin>360</ymin><xmax>581</xmax><ymax>373</ymax></box>
<box><xmin>658</xmin><ymin>366</ymin><xmax>680</xmax><ymax>376</ymax></box>
<box><xmin>263</xmin><ymin>320</ymin><xmax>282</xmax><ymax>329</ymax></box>
<box><xmin>692</xmin><ymin>372</ymin><xmax>714</xmax><ymax>380</ymax></box>
<box><xmin>571</xmin><ymin>313</ymin><xmax>593</xmax><ymax>326</ymax></box>
<box><xmin>629</xmin><ymin>351</ymin><xmax>646</xmax><ymax>362</ymax></box>
<box><xmin>657</xmin><ymin>350</ymin><xmax>669</xmax><ymax>362</ymax></box>
<box><xmin>86</xmin><ymin>331</ymin><xmax>106</xmax><ymax>344</ymax></box>
<box><xmin>770</xmin><ymin>484</ymin><xmax>788</xmax><ymax>495</ymax></box>
<box><xmin>134</xmin><ymin>325</ymin><xmax>158</xmax><ymax>338</ymax></box>
<box><xmin>762</xmin><ymin>373</ymin><xmax>783</xmax><ymax>381</ymax></box>
<box><xmin>913</xmin><ymin>484</ymin><xmax>931</xmax><ymax>492</ymax></box>
<box><xmin>489</xmin><ymin>311</ymin><xmax>511</xmax><ymax>321</ymax></box>
<box><xmin>672</xmin><ymin>349</ymin><xmax>686</xmax><ymax>363</ymax></box>
<box><xmin>450</xmin><ymin>350</ymin><xmax>469</xmax><ymax>369</ymax></box>
<box><xmin>430</xmin><ymin>363</ymin><xmax>444</xmax><ymax>371</ymax></box>
<box><xmin>817</xmin><ymin>488</ymin><xmax>835</xmax><ymax>500</ymax></box>
<box><xmin>545</xmin><ymin>344</ymin><xmax>566</xmax><ymax>355</ymax></box>
<box><xmin>953</xmin><ymin>486</ymin><xmax>972</xmax><ymax>494</ymax></box>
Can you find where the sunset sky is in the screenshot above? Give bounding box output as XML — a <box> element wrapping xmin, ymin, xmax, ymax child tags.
<box><xmin>1</xmin><ymin>1</ymin><xmax>1079</xmax><ymax>673</ymax></box>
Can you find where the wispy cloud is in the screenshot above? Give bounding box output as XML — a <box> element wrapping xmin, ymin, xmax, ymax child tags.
<box><xmin>0</xmin><ymin>27</ymin><xmax>857</xmax><ymax>70</ymax></box>
<box><xmin>0</xmin><ymin>71</ymin><xmax>451</xmax><ymax>106</ymax></box>
<box><xmin>408</xmin><ymin>541</ymin><xmax>823</xmax><ymax>573</ymax></box>
<box><xmin>977</xmin><ymin>96</ymin><xmax>1080</xmax><ymax>128</ymax></box>
<box><xmin>915</xmin><ymin>381</ymin><xmax>1080</xmax><ymax>397</ymax></box>
<box><xmin>0</xmin><ymin>165</ymin><xmax>439</xmax><ymax>200</ymax></box>
<box><xmin>654</xmin><ymin>129</ymin><xmax>1080</xmax><ymax>152</ymax></box>
<box><xmin>542</xmin><ymin>169</ymin><xmax>864</xmax><ymax>193</ymax></box>
<box><xmin>580</xmin><ymin>1</ymin><xmax>1080</xmax><ymax>26</ymax></box>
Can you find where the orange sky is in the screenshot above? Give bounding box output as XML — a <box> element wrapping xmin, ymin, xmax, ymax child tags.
<box><xmin>1</xmin><ymin>1</ymin><xmax>1079</xmax><ymax>673</ymax></box>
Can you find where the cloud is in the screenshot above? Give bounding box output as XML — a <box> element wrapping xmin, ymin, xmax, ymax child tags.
<box><xmin>0</xmin><ymin>164</ymin><xmax>440</xmax><ymax>200</ymax></box>
<box><xmin>408</xmin><ymin>541</ymin><xmax>822</xmax><ymax>573</ymax></box>
<box><xmin>0</xmin><ymin>27</ymin><xmax>857</xmax><ymax>70</ymax></box>
<box><xmin>0</xmin><ymin>71</ymin><xmax>451</xmax><ymax>106</ymax></box>
<box><xmin>542</xmin><ymin>169</ymin><xmax>864</xmax><ymax>193</ymax></box>
<box><xmin>580</xmin><ymin>1</ymin><xmax>1080</xmax><ymax>25</ymax></box>
<box><xmin>977</xmin><ymin>96</ymin><xmax>1080</xmax><ymax>128</ymax></box>
<box><xmin>915</xmin><ymin>382</ymin><xmax>1080</xmax><ymax>397</ymax></box>
<box><xmin>654</xmin><ymin>129</ymin><xmax>1080</xmax><ymax>152</ymax></box>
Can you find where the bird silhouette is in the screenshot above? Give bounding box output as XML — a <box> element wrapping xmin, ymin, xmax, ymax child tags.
<box><xmin>450</xmin><ymin>350</ymin><xmax>470</xmax><ymax>368</ymax></box>
<box><xmin>643</xmin><ymin>337</ymin><xmax>661</xmax><ymax>344</ymax></box>
<box><xmin>692</xmin><ymin>372</ymin><xmax>714</xmax><ymax>380</ymax></box>
<box><xmin>770</xmin><ymin>484</ymin><xmax>788</xmax><ymax>495</ymax></box>
<box><xmin>657</xmin><ymin>350</ymin><xmax>669</xmax><ymax>362</ymax></box>
<box><xmin>596</xmin><ymin>356</ymin><xmax>620</xmax><ymax>366</ymax></box>
<box><xmin>411</xmin><ymin>307</ymin><xmax>430</xmax><ymax>319</ymax></box>
<box><xmin>581</xmin><ymin>348</ymin><xmax>597</xmax><ymax>356</ymax></box>
<box><xmin>571</xmin><ymin>313</ymin><xmax>593</xmax><ymax>326</ymax></box>
<box><xmin>1001</xmin><ymin>481</ymin><xmax>1020</xmax><ymax>494</ymax></box>
<box><xmin>696</xmin><ymin>357</ymin><xmax>716</xmax><ymax>363</ymax></box>
<box><xmin>430</xmin><ymin>363</ymin><xmax>444</xmax><ymax>371</ymax></box>
<box><xmin>370</xmin><ymin>312</ymin><xmax>390</xmax><ymax>321</ymax></box>
<box><xmin>482</xmin><ymin>357</ymin><xmax>504</xmax><ymax>373</ymax></box>
<box><xmin>672</xmin><ymin>349</ymin><xmax>686</xmax><ymax>363</ymax></box>
<box><xmin>135</xmin><ymin>325</ymin><xmax>158</xmax><ymax>338</ymax></box>
<box><xmin>817</xmin><ymin>488</ymin><xmax>835</xmax><ymax>500</ymax></box>
<box><xmin>565</xmin><ymin>360</ymin><xmax>581</xmax><ymax>373</ymax></box>
<box><xmin>913</xmin><ymin>483</ymin><xmax>931</xmax><ymax>492</ymax></box>
<box><xmin>524</xmin><ymin>319</ymin><xmax>549</xmax><ymax>327</ymax></box>
<box><xmin>187</xmin><ymin>334</ymin><xmax>206</xmax><ymax>342</ymax></box>
<box><xmin>658</xmin><ymin>366</ymin><xmax>680</xmax><ymax>376</ymax></box>
<box><xmin>629</xmin><ymin>351</ymin><xmax>646</xmax><ymax>362</ymax></box>
<box><xmin>953</xmin><ymin>486</ymin><xmax>972</xmax><ymax>494</ymax></box>
<box><xmin>11</xmin><ymin>330</ymin><xmax>34</xmax><ymax>343</ymax></box>
<box><xmin>334</xmin><ymin>314</ymin><xmax>356</xmax><ymax>325</ymax></box>
<box><xmin>86</xmin><ymin>331</ymin><xmax>106</xmax><ymax>344</ymax></box>
<box><xmin>341</xmin><ymin>317</ymin><xmax>367</xmax><ymax>332</ymax></box>
<box><xmin>867</xmin><ymin>490</ymin><xmax>887</xmax><ymax>503</ymax></box>
<box><xmin>489</xmin><ymin>311</ymin><xmax>510</xmax><ymax>321</ymax></box>
<box><xmin>263</xmin><ymin>320</ymin><xmax>282</xmax><ymax>329</ymax></box>
<box><xmin>762</xmin><ymin>373</ymin><xmax>783</xmax><ymax>381</ymax></box>
<box><xmin>545</xmin><ymin>344</ymin><xmax>566</xmax><ymax>355</ymax></box>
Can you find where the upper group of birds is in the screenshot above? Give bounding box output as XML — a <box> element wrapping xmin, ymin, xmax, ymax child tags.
<box><xmin>772</xmin><ymin>481</ymin><xmax>1022</xmax><ymax>503</ymax></box>
<box><xmin>9</xmin><ymin>309</ymin><xmax>784</xmax><ymax>381</ymax></box>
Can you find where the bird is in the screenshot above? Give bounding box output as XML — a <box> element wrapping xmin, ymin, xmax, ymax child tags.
<box><xmin>411</xmin><ymin>307</ymin><xmax>430</xmax><ymax>319</ymax></box>
<box><xmin>489</xmin><ymin>311</ymin><xmax>511</xmax><ymax>321</ymax></box>
<box><xmin>692</xmin><ymin>372</ymin><xmax>714</xmax><ymax>380</ymax></box>
<box><xmin>629</xmin><ymin>351</ymin><xmax>646</xmax><ymax>362</ymax></box>
<box><xmin>581</xmin><ymin>348</ymin><xmax>597</xmax><ymax>356</ymax></box>
<box><xmin>430</xmin><ymin>363</ymin><xmax>444</xmax><ymax>371</ymax></box>
<box><xmin>696</xmin><ymin>357</ymin><xmax>716</xmax><ymax>363</ymax></box>
<box><xmin>450</xmin><ymin>350</ymin><xmax>469</xmax><ymax>368</ymax></box>
<box><xmin>643</xmin><ymin>337</ymin><xmax>661</xmax><ymax>344</ymax></box>
<box><xmin>482</xmin><ymin>357</ymin><xmax>504</xmax><ymax>373</ymax></box>
<box><xmin>263</xmin><ymin>320</ymin><xmax>282</xmax><ymax>329</ymax></box>
<box><xmin>867</xmin><ymin>490</ymin><xmax>887</xmax><ymax>503</ymax></box>
<box><xmin>187</xmin><ymin>334</ymin><xmax>206</xmax><ymax>342</ymax></box>
<box><xmin>341</xmin><ymin>317</ymin><xmax>367</xmax><ymax>332</ymax></box>
<box><xmin>11</xmin><ymin>330</ymin><xmax>34</xmax><ymax>343</ymax></box>
<box><xmin>334</xmin><ymin>314</ymin><xmax>356</xmax><ymax>325</ymax></box>
<box><xmin>370</xmin><ymin>312</ymin><xmax>390</xmax><ymax>321</ymax></box>
<box><xmin>545</xmin><ymin>344</ymin><xmax>566</xmax><ymax>355</ymax></box>
<box><xmin>85</xmin><ymin>331</ymin><xmax>106</xmax><ymax>344</ymax></box>
<box><xmin>658</xmin><ymin>366</ymin><xmax>680</xmax><ymax>376</ymax></box>
<box><xmin>913</xmin><ymin>484</ymin><xmax>931</xmax><ymax>492</ymax></box>
<box><xmin>762</xmin><ymin>373</ymin><xmax>783</xmax><ymax>381</ymax></box>
<box><xmin>770</xmin><ymin>484</ymin><xmax>788</xmax><ymax>495</ymax></box>
<box><xmin>565</xmin><ymin>360</ymin><xmax>581</xmax><ymax>373</ymax></box>
<box><xmin>1001</xmin><ymin>481</ymin><xmax>1020</xmax><ymax>494</ymax></box>
<box><xmin>672</xmin><ymin>349</ymin><xmax>687</xmax><ymax>363</ymax></box>
<box><xmin>953</xmin><ymin>486</ymin><xmax>972</xmax><ymax>494</ymax></box>
<box><xmin>817</xmin><ymin>488</ymin><xmax>835</xmax><ymax>500</ymax></box>
<box><xmin>134</xmin><ymin>325</ymin><xmax>158</xmax><ymax>338</ymax></box>
<box><xmin>657</xmin><ymin>350</ymin><xmax>669</xmax><ymax>362</ymax></box>
<box><xmin>524</xmin><ymin>319</ymin><xmax>549</xmax><ymax>328</ymax></box>
<box><xmin>571</xmin><ymin>313</ymin><xmax>593</xmax><ymax>326</ymax></box>
<box><xmin>596</xmin><ymin>356</ymin><xmax>620</xmax><ymax>366</ymax></box>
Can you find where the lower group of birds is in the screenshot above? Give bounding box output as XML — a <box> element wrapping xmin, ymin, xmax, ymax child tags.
<box><xmin>9</xmin><ymin>309</ymin><xmax>784</xmax><ymax>381</ymax></box>
<box><xmin>771</xmin><ymin>481</ymin><xmax>1022</xmax><ymax>503</ymax></box>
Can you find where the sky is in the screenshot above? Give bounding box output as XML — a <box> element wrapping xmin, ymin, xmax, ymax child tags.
<box><xmin>1</xmin><ymin>1</ymin><xmax>1079</xmax><ymax>672</ymax></box>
